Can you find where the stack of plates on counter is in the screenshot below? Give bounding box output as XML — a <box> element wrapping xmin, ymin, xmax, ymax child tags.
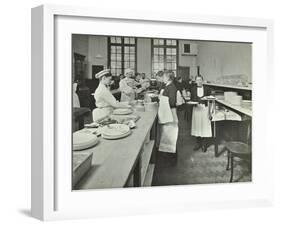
<box><xmin>100</xmin><ymin>124</ymin><xmax>131</xmax><ymax>140</ymax></box>
<box><xmin>187</xmin><ymin>101</ymin><xmax>198</xmax><ymax>105</ymax></box>
<box><xmin>73</xmin><ymin>130</ymin><xmax>99</xmax><ymax>151</ymax></box>
<box><xmin>201</xmin><ymin>95</ymin><xmax>216</xmax><ymax>100</ymax></box>
<box><xmin>113</xmin><ymin>108</ymin><xmax>133</xmax><ymax>115</ymax></box>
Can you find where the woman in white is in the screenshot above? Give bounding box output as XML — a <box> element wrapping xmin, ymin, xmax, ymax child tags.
<box><xmin>119</xmin><ymin>68</ymin><xmax>136</xmax><ymax>102</ymax></box>
<box><xmin>92</xmin><ymin>69</ymin><xmax>130</xmax><ymax>122</ymax></box>
<box><xmin>157</xmin><ymin>70</ymin><xmax>179</xmax><ymax>162</ymax></box>
<box><xmin>190</xmin><ymin>75</ymin><xmax>213</xmax><ymax>151</ymax></box>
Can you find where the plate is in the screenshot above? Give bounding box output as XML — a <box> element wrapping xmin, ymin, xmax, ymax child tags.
<box><xmin>73</xmin><ymin>131</ymin><xmax>99</xmax><ymax>151</ymax></box>
<box><xmin>187</xmin><ymin>101</ymin><xmax>199</xmax><ymax>105</ymax></box>
<box><xmin>102</xmin><ymin>130</ymin><xmax>131</xmax><ymax>140</ymax></box>
<box><xmin>100</xmin><ymin>124</ymin><xmax>130</xmax><ymax>137</ymax></box>
<box><xmin>112</xmin><ymin>108</ymin><xmax>133</xmax><ymax>115</ymax></box>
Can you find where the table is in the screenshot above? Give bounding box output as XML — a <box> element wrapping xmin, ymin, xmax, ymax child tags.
<box><xmin>213</xmin><ymin>99</ymin><xmax>252</xmax><ymax>157</ymax></box>
<box><xmin>74</xmin><ymin>108</ymin><xmax>158</xmax><ymax>190</ymax></box>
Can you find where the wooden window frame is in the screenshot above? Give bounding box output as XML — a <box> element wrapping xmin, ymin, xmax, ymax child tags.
<box><xmin>108</xmin><ymin>37</ymin><xmax>137</xmax><ymax>76</ymax></box>
<box><xmin>151</xmin><ymin>39</ymin><xmax>179</xmax><ymax>77</ymax></box>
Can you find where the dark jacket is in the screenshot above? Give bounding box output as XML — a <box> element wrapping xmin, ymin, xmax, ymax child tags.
<box><xmin>190</xmin><ymin>85</ymin><xmax>211</xmax><ymax>105</ymax></box>
<box><xmin>162</xmin><ymin>82</ymin><xmax>178</xmax><ymax>108</ymax></box>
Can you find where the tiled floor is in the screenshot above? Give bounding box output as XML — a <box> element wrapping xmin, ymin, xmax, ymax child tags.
<box><xmin>152</xmin><ymin>111</ymin><xmax>251</xmax><ymax>186</ymax></box>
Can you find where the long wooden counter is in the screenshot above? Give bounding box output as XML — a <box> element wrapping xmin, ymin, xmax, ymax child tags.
<box><xmin>75</xmin><ymin>108</ymin><xmax>158</xmax><ymax>190</ymax></box>
<box><xmin>216</xmin><ymin>99</ymin><xmax>252</xmax><ymax>117</ymax></box>
<box><xmin>204</xmin><ymin>82</ymin><xmax>252</xmax><ymax>91</ymax></box>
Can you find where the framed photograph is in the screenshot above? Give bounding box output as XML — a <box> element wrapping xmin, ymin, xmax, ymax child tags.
<box><xmin>31</xmin><ymin>4</ymin><xmax>274</xmax><ymax>221</ymax></box>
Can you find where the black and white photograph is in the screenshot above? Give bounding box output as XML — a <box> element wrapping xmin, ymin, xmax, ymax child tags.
<box><xmin>72</xmin><ymin>34</ymin><xmax>252</xmax><ymax>190</ymax></box>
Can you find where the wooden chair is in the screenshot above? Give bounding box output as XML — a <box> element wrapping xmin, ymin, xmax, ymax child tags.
<box><xmin>225</xmin><ymin>141</ymin><xmax>251</xmax><ymax>182</ymax></box>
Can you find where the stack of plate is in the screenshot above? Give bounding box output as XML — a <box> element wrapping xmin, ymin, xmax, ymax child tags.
<box><xmin>113</xmin><ymin>108</ymin><xmax>133</xmax><ymax>115</ymax></box>
<box><xmin>73</xmin><ymin>130</ymin><xmax>99</xmax><ymax>151</ymax></box>
<box><xmin>100</xmin><ymin>124</ymin><xmax>131</xmax><ymax>140</ymax></box>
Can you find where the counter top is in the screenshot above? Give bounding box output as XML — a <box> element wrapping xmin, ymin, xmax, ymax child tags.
<box><xmin>216</xmin><ymin>99</ymin><xmax>252</xmax><ymax>117</ymax></box>
<box><xmin>75</xmin><ymin>108</ymin><xmax>158</xmax><ymax>190</ymax></box>
<box><xmin>204</xmin><ymin>82</ymin><xmax>252</xmax><ymax>91</ymax></box>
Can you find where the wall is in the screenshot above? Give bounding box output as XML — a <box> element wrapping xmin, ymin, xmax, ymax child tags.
<box><xmin>178</xmin><ymin>40</ymin><xmax>197</xmax><ymax>77</ymax></box>
<box><xmin>87</xmin><ymin>36</ymin><xmax>108</xmax><ymax>79</ymax></box>
<box><xmin>137</xmin><ymin>38</ymin><xmax>152</xmax><ymax>76</ymax></box>
<box><xmin>72</xmin><ymin>34</ymin><xmax>89</xmax><ymax>79</ymax></box>
<box><xmin>196</xmin><ymin>41</ymin><xmax>252</xmax><ymax>82</ymax></box>
<box><xmin>72</xmin><ymin>34</ymin><xmax>89</xmax><ymax>57</ymax></box>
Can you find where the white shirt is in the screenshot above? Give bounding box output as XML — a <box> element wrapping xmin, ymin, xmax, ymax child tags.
<box><xmin>94</xmin><ymin>83</ymin><xmax>118</xmax><ymax>108</ymax></box>
<box><xmin>119</xmin><ymin>77</ymin><xmax>135</xmax><ymax>102</ymax></box>
<box><xmin>197</xmin><ymin>86</ymin><xmax>204</xmax><ymax>98</ymax></box>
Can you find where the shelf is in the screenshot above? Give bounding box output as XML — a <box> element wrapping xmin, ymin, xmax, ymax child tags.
<box><xmin>141</xmin><ymin>140</ymin><xmax>155</xmax><ymax>186</ymax></box>
<box><xmin>143</xmin><ymin>164</ymin><xmax>155</xmax><ymax>186</ymax></box>
<box><xmin>204</xmin><ymin>82</ymin><xmax>252</xmax><ymax>91</ymax></box>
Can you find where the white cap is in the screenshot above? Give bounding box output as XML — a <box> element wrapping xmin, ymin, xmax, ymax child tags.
<box><xmin>124</xmin><ymin>68</ymin><xmax>134</xmax><ymax>77</ymax></box>
<box><xmin>95</xmin><ymin>69</ymin><xmax>111</xmax><ymax>79</ymax></box>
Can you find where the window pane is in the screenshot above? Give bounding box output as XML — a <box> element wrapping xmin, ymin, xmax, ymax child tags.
<box><xmin>130</xmin><ymin>47</ymin><xmax>135</xmax><ymax>53</ymax></box>
<box><xmin>166</xmin><ymin>63</ymin><xmax>172</xmax><ymax>69</ymax></box>
<box><xmin>154</xmin><ymin>48</ymin><xmax>159</xmax><ymax>54</ymax></box>
<box><xmin>111</xmin><ymin>54</ymin><xmax>116</xmax><ymax>60</ymax></box>
<box><xmin>116</xmin><ymin>54</ymin><xmax>122</xmax><ymax>61</ymax></box>
<box><xmin>153</xmin><ymin>39</ymin><xmax>159</xmax><ymax>45</ymax></box>
<box><xmin>171</xmin><ymin>40</ymin><xmax>177</xmax><ymax>46</ymax></box>
<box><xmin>130</xmin><ymin>54</ymin><xmax>135</xmax><ymax>61</ymax></box>
<box><xmin>159</xmin><ymin>56</ymin><xmax>164</xmax><ymax>62</ymax></box>
<box><xmin>159</xmin><ymin>39</ymin><xmax>164</xmax><ymax>45</ymax></box>
<box><xmin>124</xmin><ymin>61</ymin><xmax>130</xmax><ymax>69</ymax></box>
<box><xmin>153</xmin><ymin>63</ymin><xmax>158</xmax><ymax>70</ymax></box>
<box><xmin>124</xmin><ymin>46</ymin><xmax>129</xmax><ymax>54</ymax></box>
<box><xmin>116</xmin><ymin>37</ymin><xmax>121</xmax><ymax>43</ymax></box>
<box><xmin>159</xmin><ymin>48</ymin><xmax>164</xmax><ymax>55</ymax></box>
<box><xmin>171</xmin><ymin>48</ymin><xmax>177</xmax><ymax>55</ymax></box>
<box><xmin>130</xmin><ymin>38</ymin><xmax>135</xmax><ymax>44</ymax></box>
<box><xmin>158</xmin><ymin>63</ymin><xmax>164</xmax><ymax>70</ymax></box>
<box><xmin>117</xmin><ymin>62</ymin><xmax>122</xmax><ymax>68</ymax></box>
<box><xmin>124</xmin><ymin>54</ymin><xmax>129</xmax><ymax>61</ymax></box>
<box><xmin>111</xmin><ymin>62</ymin><xmax>116</xmax><ymax>68</ymax></box>
<box><xmin>110</xmin><ymin>37</ymin><xmax>116</xmax><ymax>43</ymax></box>
<box><xmin>116</xmin><ymin>46</ymin><xmax>122</xmax><ymax>53</ymax></box>
<box><xmin>124</xmin><ymin>37</ymin><xmax>130</xmax><ymax>44</ymax></box>
<box><xmin>153</xmin><ymin>56</ymin><xmax>158</xmax><ymax>62</ymax></box>
<box><xmin>111</xmin><ymin>46</ymin><xmax>116</xmax><ymax>53</ymax></box>
<box><xmin>129</xmin><ymin>62</ymin><xmax>135</xmax><ymax>68</ymax></box>
<box><xmin>166</xmin><ymin>48</ymin><xmax>172</xmax><ymax>55</ymax></box>
<box><xmin>166</xmin><ymin>55</ymin><xmax>172</xmax><ymax>62</ymax></box>
<box><xmin>166</xmin><ymin>39</ymin><xmax>176</xmax><ymax>46</ymax></box>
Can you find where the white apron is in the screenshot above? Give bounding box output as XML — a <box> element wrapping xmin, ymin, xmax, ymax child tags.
<box><xmin>92</xmin><ymin>107</ymin><xmax>113</xmax><ymax>122</ymax></box>
<box><xmin>191</xmin><ymin>104</ymin><xmax>212</xmax><ymax>137</ymax></box>
<box><xmin>158</xmin><ymin>92</ymin><xmax>179</xmax><ymax>153</ymax></box>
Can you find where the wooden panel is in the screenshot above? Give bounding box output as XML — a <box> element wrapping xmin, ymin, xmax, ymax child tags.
<box><xmin>143</xmin><ymin>164</ymin><xmax>155</xmax><ymax>187</ymax></box>
<box><xmin>140</xmin><ymin>140</ymin><xmax>155</xmax><ymax>186</ymax></box>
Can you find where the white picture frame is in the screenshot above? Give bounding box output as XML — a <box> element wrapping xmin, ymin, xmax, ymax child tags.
<box><xmin>31</xmin><ymin>4</ymin><xmax>274</xmax><ymax>221</ymax></box>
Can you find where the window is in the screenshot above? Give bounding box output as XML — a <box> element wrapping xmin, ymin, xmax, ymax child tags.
<box><xmin>152</xmin><ymin>39</ymin><xmax>178</xmax><ymax>77</ymax></box>
<box><xmin>109</xmin><ymin>37</ymin><xmax>137</xmax><ymax>76</ymax></box>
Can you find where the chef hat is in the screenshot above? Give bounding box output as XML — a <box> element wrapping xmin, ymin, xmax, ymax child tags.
<box><xmin>95</xmin><ymin>69</ymin><xmax>111</xmax><ymax>79</ymax></box>
<box><xmin>124</xmin><ymin>68</ymin><xmax>134</xmax><ymax>77</ymax></box>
